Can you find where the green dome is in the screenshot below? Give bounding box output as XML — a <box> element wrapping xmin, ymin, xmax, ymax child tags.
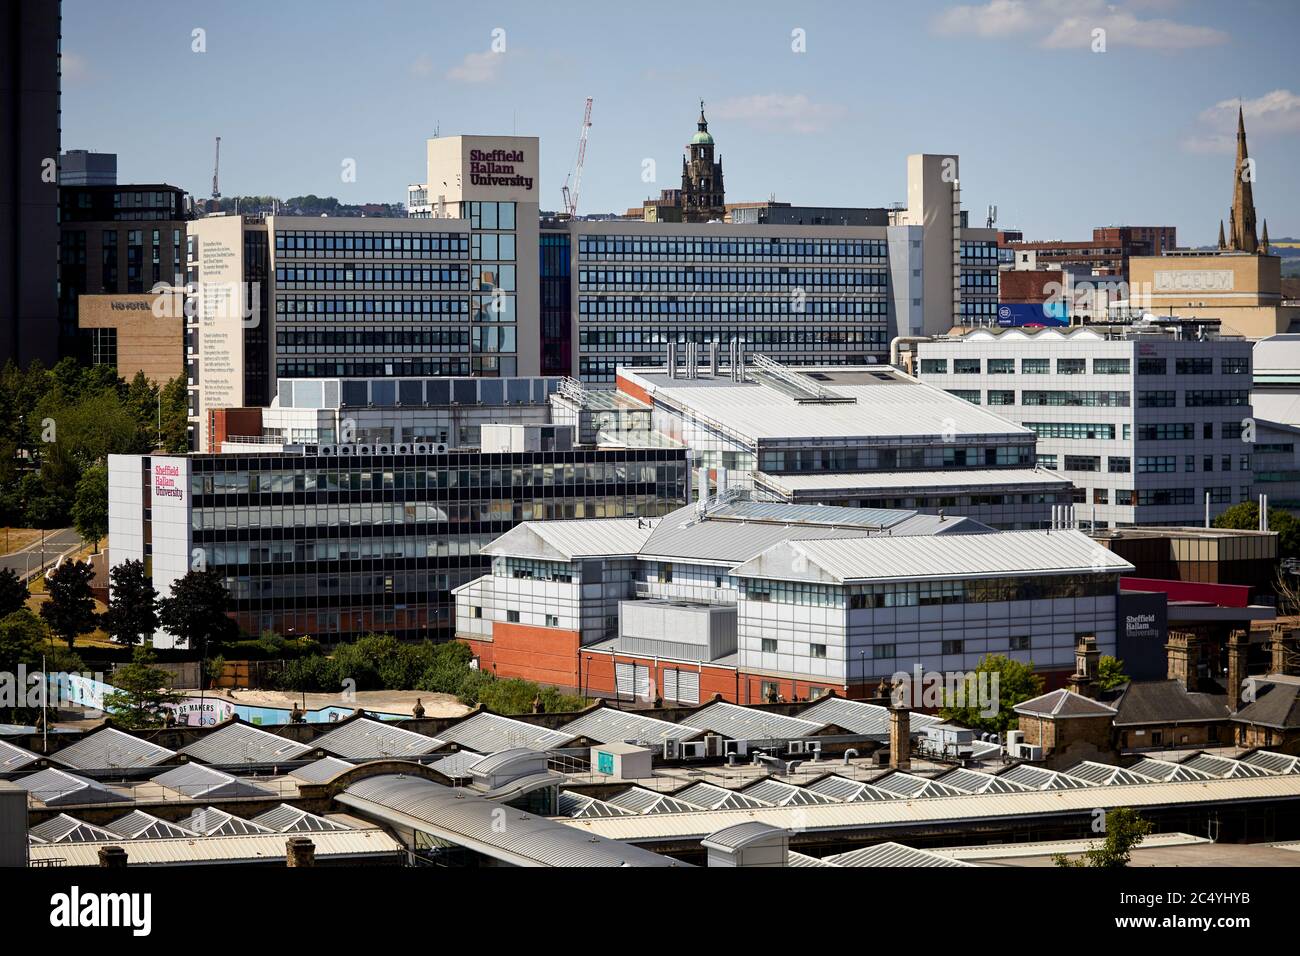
<box><xmin>691</xmin><ymin>130</ymin><xmax>714</xmax><ymax>146</ymax></box>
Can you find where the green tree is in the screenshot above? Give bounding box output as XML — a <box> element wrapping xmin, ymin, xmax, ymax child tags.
<box><xmin>39</xmin><ymin>559</ymin><xmax>99</xmax><ymax>649</ymax></box>
<box><xmin>0</xmin><ymin>610</ymin><xmax>53</xmax><ymax>723</ymax></box>
<box><xmin>102</xmin><ymin>559</ymin><xmax>159</xmax><ymax>646</ymax></box>
<box><xmin>1054</xmin><ymin>808</ymin><xmax>1153</xmax><ymax>868</ymax></box>
<box><xmin>0</xmin><ymin>568</ymin><xmax>28</xmax><ymax>618</ymax></box>
<box><xmin>72</xmin><ymin>463</ymin><xmax>109</xmax><ymax>552</ymax></box>
<box><xmin>939</xmin><ymin>654</ymin><xmax>1044</xmax><ymax>734</ymax></box>
<box><xmin>1214</xmin><ymin>501</ymin><xmax>1300</xmax><ymax>561</ymax></box>
<box><xmin>1096</xmin><ymin>655</ymin><xmax>1130</xmax><ymax>691</ymax></box>
<box><xmin>103</xmin><ymin>646</ymin><xmax>184</xmax><ymax>729</ymax></box>
<box><xmin>158</xmin><ymin>375</ymin><xmax>190</xmax><ymax>453</ymax></box>
<box><xmin>157</xmin><ymin>568</ymin><xmax>238</xmax><ymax>652</ymax></box>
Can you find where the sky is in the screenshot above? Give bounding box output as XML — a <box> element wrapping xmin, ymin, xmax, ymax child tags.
<box><xmin>62</xmin><ymin>0</ymin><xmax>1299</xmax><ymax>246</ymax></box>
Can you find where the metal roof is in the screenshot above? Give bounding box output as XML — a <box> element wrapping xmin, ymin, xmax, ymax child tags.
<box><xmin>49</xmin><ymin>727</ymin><xmax>176</xmax><ymax>770</ymax></box>
<box><xmin>179</xmin><ymin>722</ymin><xmax>312</xmax><ymax>765</ymax></box>
<box><xmin>289</xmin><ymin>756</ymin><xmax>354</xmax><ymax>784</ymax></box>
<box><xmin>1015</xmin><ymin>689</ymin><xmax>1119</xmax><ymax>719</ymax></box>
<box><xmin>0</xmin><ymin>739</ymin><xmax>39</xmax><ymax>771</ymax></box>
<box><xmin>700</xmin><ymin>821</ymin><xmax>786</xmax><ymax>851</ymax></box>
<box><xmin>16</xmin><ymin>768</ymin><xmax>130</xmax><ymax>806</ymax></box>
<box><xmin>434</xmin><ymin>712</ymin><xmax>575</xmax><ymax>754</ymax></box>
<box><xmin>558</xmin><ymin>774</ymin><xmax>1300</xmax><ymax>844</ymax></box>
<box><xmin>933</xmin><ymin>768</ymin><xmax>1032</xmax><ymax>794</ymax></box>
<box><xmin>310</xmin><ymin>717</ymin><xmax>443</xmax><ymax>760</ymax></box>
<box><xmin>149</xmin><ymin>763</ymin><xmax>278</xmax><ymax>800</ymax></box>
<box><xmin>996</xmin><ymin>765</ymin><xmax>1094</xmax><ymax>791</ymax></box>
<box><xmin>756</xmin><ymin>468</ymin><xmax>1070</xmax><ymax>494</ymax></box>
<box><xmin>732</xmin><ymin>529</ymin><xmax>1132</xmax><ymax>585</ymax></box>
<box><xmin>338</xmin><ymin>774</ymin><xmax>686</xmax><ymax>867</ymax></box>
<box><xmin>671</xmin><ymin>781</ymin><xmax>772</xmax><ymax>810</ymax></box>
<box><xmin>1127</xmin><ymin>757</ymin><xmax>1215</xmax><ymax>782</ymax></box>
<box><xmin>605</xmin><ymin>786</ymin><xmax>705</xmax><ymax>815</ymax></box>
<box><xmin>1181</xmin><ymin>753</ymin><xmax>1276</xmax><ymax>779</ymax></box>
<box><xmin>622</xmin><ymin>367</ymin><xmax>1034</xmax><ymax>443</ymax></box>
<box><xmin>825</xmin><ymin>841</ymin><xmax>975</xmax><ymax>868</ymax></box>
<box><xmin>742</xmin><ymin>778</ymin><xmax>840</xmax><ymax>807</ymax></box>
<box><xmin>788</xmin><ymin>850</ymin><xmax>838</xmax><ymax>866</ymax></box>
<box><xmin>929</xmin><ymin>831</ymin><xmax>1211</xmax><ymax>862</ymax></box>
<box><xmin>26</xmin><ymin>829</ymin><xmax>403</xmax><ymax>867</ymax></box>
<box><xmin>29</xmin><ymin>814</ymin><xmax>119</xmax><ymax>844</ymax></box>
<box><xmin>868</xmin><ymin>772</ymin><xmax>967</xmax><ymax>799</ymax></box>
<box><xmin>252</xmin><ymin>803</ymin><xmax>353</xmax><ymax>833</ymax></box>
<box><xmin>1242</xmin><ymin>751</ymin><xmax>1300</xmax><ymax>774</ymax></box>
<box><xmin>557</xmin><ymin>791</ymin><xmax>634</xmax><ymax>819</ymax></box>
<box><xmin>1062</xmin><ymin>760</ymin><xmax>1158</xmax><ymax>786</ymax></box>
<box><xmin>178</xmin><ymin>806</ymin><xmax>275</xmax><ymax>836</ymax></box>
<box><xmin>106</xmin><ymin>810</ymin><xmax>199</xmax><ymax>840</ymax></box>
<box><xmin>796</xmin><ymin>696</ymin><xmax>942</xmax><ymax>736</ymax></box>
<box><xmin>429</xmin><ymin>750</ymin><xmax>485</xmax><ymax>779</ymax></box>
<box><xmin>639</xmin><ymin>502</ymin><xmax>877</xmax><ymax>566</ymax></box>
<box><xmin>560</xmin><ymin>707</ymin><xmax>699</xmax><ymax>746</ymax></box>
<box><xmin>481</xmin><ymin>518</ymin><xmax>657</xmax><ymax>561</ymax></box>
<box><xmin>703</xmin><ymin>500</ymin><xmax>920</xmax><ymax>530</ymax></box>
<box><xmin>685</xmin><ymin>701</ymin><xmax>825</xmax><ymax>740</ymax></box>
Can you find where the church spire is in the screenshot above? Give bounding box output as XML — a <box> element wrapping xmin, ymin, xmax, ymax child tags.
<box><xmin>1230</xmin><ymin>104</ymin><xmax>1259</xmax><ymax>253</ymax></box>
<box><xmin>1261</xmin><ymin>218</ymin><xmax>1270</xmax><ymax>254</ymax></box>
<box><xmin>1218</xmin><ymin>219</ymin><xmax>1226</xmax><ymax>250</ymax></box>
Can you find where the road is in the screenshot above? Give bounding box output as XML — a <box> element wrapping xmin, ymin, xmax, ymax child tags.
<box><xmin>0</xmin><ymin>528</ymin><xmax>85</xmax><ymax>581</ymax></box>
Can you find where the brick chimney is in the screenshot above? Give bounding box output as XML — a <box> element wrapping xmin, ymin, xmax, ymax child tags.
<box><xmin>888</xmin><ymin>678</ymin><xmax>911</xmax><ymax>771</ymax></box>
<box><xmin>1272</xmin><ymin>625</ymin><xmax>1297</xmax><ymax>676</ymax></box>
<box><xmin>1226</xmin><ymin>629</ymin><xmax>1250</xmax><ymax>712</ymax></box>
<box><xmin>1068</xmin><ymin>634</ymin><xmax>1101</xmax><ymax>697</ymax></box>
<box><xmin>97</xmin><ymin>845</ymin><xmax>128</xmax><ymax>868</ymax></box>
<box><xmin>286</xmin><ymin>836</ymin><xmax>316</xmax><ymax>867</ymax></box>
<box><xmin>1166</xmin><ymin>630</ymin><xmax>1200</xmax><ymax>692</ymax></box>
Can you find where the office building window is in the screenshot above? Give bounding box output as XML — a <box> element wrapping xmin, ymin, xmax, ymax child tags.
<box><xmin>988</xmin><ymin>358</ymin><xmax>1015</xmax><ymax>374</ymax></box>
<box><xmin>810</xmin><ymin>643</ymin><xmax>827</xmax><ymax>659</ymax></box>
<box><xmin>1057</xmin><ymin>358</ymin><xmax>1086</xmax><ymax>375</ymax></box>
<box><xmin>942</xmin><ymin>640</ymin><xmax>964</xmax><ymax>655</ymax></box>
<box><xmin>987</xmin><ymin>390</ymin><xmax>1015</xmax><ymax>405</ymax></box>
<box><xmin>955</xmin><ymin>359</ymin><xmax>981</xmax><ymax>374</ymax></box>
<box><xmin>1064</xmin><ymin>456</ymin><xmax>1101</xmax><ymax>472</ymax></box>
<box><xmin>762</xmin><ymin>638</ymin><xmax>778</xmax><ymax>653</ymax></box>
<box><xmin>1093</xmin><ymin>358</ymin><xmax>1130</xmax><ymax>375</ymax></box>
<box><xmin>920</xmin><ymin>359</ymin><xmax>947</xmax><ymax>374</ymax></box>
<box><xmin>1108</xmin><ymin>457</ymin><xmax>1130</xmax><ymax>473</ymax></box>
<box><xmin>1021</xmin><ymin>358</ymin><xmax>1050</xmax><ymax>374</ymax></box>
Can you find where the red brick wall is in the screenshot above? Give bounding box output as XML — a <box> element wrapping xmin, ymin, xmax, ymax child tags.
<box><xmin>463</xmin><ymin>623</ymin><xmax>582</xmax><ymax>689</ymax></box>
<box><xmin>999</xmin><ymin>269</ymin><xmax>1064</xmax><ymax>303</ymax></box>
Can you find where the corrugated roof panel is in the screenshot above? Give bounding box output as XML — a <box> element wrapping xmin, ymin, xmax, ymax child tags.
<box><xmin>1182</xmin><ymin>753</ymin><xmax>1276</xmax><ymax>779</ymax></box>
<box><xmin>429</xmin><ymin>750</ymin><xmax>484</xmax><ymax>779</ymax></box>
<box><xmin>49</xmin><ymin>728</ymin><xmax>176</xmax><ymax>770</ymax></box>
<box><xmin>337</xmin><ymin>774</ymin><xmax>685</xmax><ymax>867</ymax></box>
<box><xmin>289</xmin><ymin>756</ymin><xmax>355</xmax><ymax>784</ymax></box>
<box><xmin>795</xmin><ymin>697</ymin><xmax>942</xmax><ymax>736</ymax></box>
<box><xmin>178</xmin><ymin>807</ymin><xmax>275</xmax><ymax>836</ymax></box>
<box><xmin>0</xmin><ymin>739</ymin><xmax>39</xmax><ymax>771</ymax></box>
<box><xmin>483</xmin><ymin>518</ymin><xmax>657</xmax><ymax>561</ymax></box>
<box><xmin>179</xmin><ymin>723</ymin><xmax>312</xmax><ymax>765</ymax></box>
<box><xmin>26</xmin><ymin>829</ymin><xmax>403</xmax><ymax>866</ymax></box>
<box><xmin>149</xmin><ymin>763</ymin><xmax>278</xmax><ymax>799</ymax></box>
<box><xmin>934</xmin><ymin>768</ymin><xmax>1031</xmax><ymax>794</ymax></box>
<box><xmin>684</xmin><ymin>701</ymin><xmax>825</xmax><ymax>741</ymax></box>
<box><xmin>604</xmin><ymin>786</ymin><xmax>704</xmax><ymax>815</ymax></box>
<box><xmin>557</xmin><ymin>792</ymin><xmax>634</xmax><ymax>819</ymax></box>
<box><xmin>17</xmin><ymin>768</ymin><xmax>130</xmax><ymax>806</ymax></box>
<box><xmin>29</xmin><ymin>814</ymin><xmax>119</xmax><ymax>844</ymax></box>
<box><xmin>1063</xmin><ymin>761</ymin><xmax>1158</xmax><ymax>786</ymax></box>
<box><xmin>741</xmin><ymin>779</ymin><xmax>839</xmax><ymax>807</ymax></box>
<box><xmin>1242</xmin><ymin>751</ymin><xmax>1300</xmax><ymax>774</ymax></box>
<box><xmin>671</xmin><ymin>781</ymin><xmax>772</xmax><ymax>810</ymax></box>
<box><xmin>310</xmin><ymin>718</ymin><xmax>443</xmax><ymax>760</ymax></box>
<box><xmin>869</xmin><ymin>772</ymin><xmax>967</xmax><ymax>799</ymax></box>
<box><xmin>560</xmin><ymin>707</ymin><xmax>698</xmax><ymax>746</ymax></box>
<box><xmin>788</xmin><ymin>851</ymin><xmax>839</xmax><ymax>867</ymax></box>
<box><xmin>826</xmin><ymin>841</ymin><xmax>975</xmax><ymax>868</ymax></box>
<box><xmin>435</xmin><ymin>712</ymin><xmax>575</xmax><ymax>754</ymax></box>
<box><xmin>106</xmin><ymin>810</ymin><xmax>199</xmax><ymax>840</ymax></box>
<box><xmin>997</xmin><ymin>765</ymin><xmax>1093</xmax><ymax>791</ymax></box>
<box><xmin>252</xmin><ymin>804</ymin><xmax>352</xmax><ymax>833</ymax></box>
<box><xmin>1128</xmin><ymin>758</ymin><xmax>1214</xmax><ymax>782</ymax></box>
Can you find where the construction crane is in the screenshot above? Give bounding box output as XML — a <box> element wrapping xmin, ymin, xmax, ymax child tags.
<box><xmin>211</xmin><ymin>136</ymin><xmax>222</xmax><ymax>202</ymax></box>
<box><xmin>560</xmin><ymin>97</ymin><xmax>592</xmax><ymax>219</ymax></box>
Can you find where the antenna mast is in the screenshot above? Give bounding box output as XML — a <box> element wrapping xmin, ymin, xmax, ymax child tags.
<box><xmin>211</xmin><ymin>136</ymin><xmax>222</xmax><ymax>202</ymax></box>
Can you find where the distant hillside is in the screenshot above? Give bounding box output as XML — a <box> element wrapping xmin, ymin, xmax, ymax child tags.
<box><xmin>199</xmin><ymin>195</ymin><xmax>406</xmax><ymax>217</ymax></box>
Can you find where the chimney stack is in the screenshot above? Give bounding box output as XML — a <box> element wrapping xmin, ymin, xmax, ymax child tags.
<box><xmin>888</xmin><ymin>678</ymin><xmax>911</xmax><ymax>770</ymax></box>
<box><xmin>1068</xmin><ymin>634</ymin><xmax>1101</xmax><ymax>698</ymax></box>
<box><xmin>97</xmin><ymin>845</ymin><xmax>128</xmax><ymax>868</ymax></box>
<box><xmin>286</xmin><ymin>836</ymin><xmax>316</xmax><ymax>867</ymax></box>
<box><xmin>1166</xmin><ymin>629</ymin><xmax>1200</xmax><ymax>693</ymax></box>
<box><xmin>1226</xmin><ymin>629</ymin><xmax>1250</xmax><ymax>711</ymax></box>
<box><xmin>1271</xmin><ymin>625</ymin><xmax>1297</xmax><ymax>676</ymax></box>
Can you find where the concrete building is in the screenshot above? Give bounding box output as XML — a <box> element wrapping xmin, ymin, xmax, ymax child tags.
<box><xmin>76</xmin><ymin>291</ymin><xmax>184</xmax><ymax>384</ymax></box>
<box><xmin>455</xmin><ymin>494</ymin><xmax>1132</xmax><ymax>698</ymax></box>
<box><xmin>606</xmin><ymin>359</ymin><xmax>1070</xmax><ymax>529</ymax></box>
<box><xmin>916</xmin><ymin>325</ymin><xmax>1255</xmax><ymax>528</ymax></box>
<box><xmin>0</xmin><ymin>0</ymin><xmax>61</xmax><ymax>366</ymax></box>
<box><xmin>59</xmin><ymin>149</ymin><xmax>116</xmax><ymax>186</ymax></box>
<box><xmin>108</xmin><ymin>376</ymin><xmax>686</xmax><ymax>644</ymax></box>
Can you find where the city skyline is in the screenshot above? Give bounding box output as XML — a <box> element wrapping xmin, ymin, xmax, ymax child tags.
<box><xmin>62</xmin><ymin>0</ymin><xmax>1300</xmax><ymax>245</ymax></box>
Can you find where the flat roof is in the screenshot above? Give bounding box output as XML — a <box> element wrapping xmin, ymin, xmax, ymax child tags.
<box><xmin>620</xmin><ymin>366</ymin><xmax>1034</xmax><ymax>444</ymax></box>
<box><xmin>756</xmin><ymin>468</ymin><xmax>1070</xmax><ymax>495</ymax></box>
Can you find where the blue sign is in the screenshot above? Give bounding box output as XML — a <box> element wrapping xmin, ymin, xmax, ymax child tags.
<box><xmin>996</xmin><ymin>302</ymin><xmax>1069</xmax><ymax>327</ymax></box>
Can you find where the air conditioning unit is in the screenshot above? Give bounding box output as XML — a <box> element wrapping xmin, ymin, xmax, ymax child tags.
<box><xmin>394</xmin><ymin>444</ymin><xmax>411</xmax><ymax>455</ymax></box>
<box><xmin>1005</xmin><ymin>730</ymin><xmax>1024</xmax><ymax>753</ymax></box>
<box><xmin>357</xmin><ymin>444</ymin><xmax>373</xmax><ymax>455</ymax></box>
<box><xmin>662</xmin><ymin>739</ymin><xmax>679</xmax><ymax>759</ymax></box>
<box><xmin>376</xmin><ymin>444</ymin><xmax>392</xmax><ymax>455</ymax></box>
<box><xmin>433</xmin><ymin>442</ymin><xmax>449</xmax><ymax>454</ymax></box>
<box><xmin>680</xmin><ymin>741</ymin><xmax>706</xmax><ymax>760</ymax></box>
<box><xmin>1016</xmin><ymin>743</ymin><xmax>1043</xmax><ymax>761</ymax></box>
<box><xmin>337</xmin><ymin>445</ymin><xmax>354</xmax><ymax>456</ymax></box>
<box><xmin>705</xmin><ymin>734</ymin><xmax>724</xmax><ymax>757</ymax></box>
<box><xmin>413</xmin><ymin>443</ymin><xmax>430</xmax><ymax>454</ymax></box>
<box><xmin>317</xmin><ymin>445</ymin><xmax>336</xmax><ymax>456</ymax></box>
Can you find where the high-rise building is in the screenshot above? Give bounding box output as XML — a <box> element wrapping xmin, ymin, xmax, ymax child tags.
<box><xmin>0</xmin><ymin>0</ymin><xmax>61</xmax><ymax>366</ymax></box>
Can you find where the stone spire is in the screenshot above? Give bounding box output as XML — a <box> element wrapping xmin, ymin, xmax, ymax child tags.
<box><xmin>1230</xmin><ymin>105</ymin><xmax>1259</xmax><ymax>253</ymax></box>
<box><xmin>1261</xmin><ymin>218</ymin><xmax>1270</xmax><ymax>254</ymax></box>
<box><xmin>1217</xmin><ymin>219</ymin><xmax>1226</xmax><ymax>250</ymax></box>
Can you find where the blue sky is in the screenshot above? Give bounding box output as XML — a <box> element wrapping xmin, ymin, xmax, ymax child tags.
<box><xmin>62</xmin><ymin>0</ymin><xmax>1298</xmax><ymax>245</ymax></box>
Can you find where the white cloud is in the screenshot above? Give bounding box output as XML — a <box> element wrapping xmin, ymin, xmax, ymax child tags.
<box><xmin>934</xmin><ymin>0</ymin><xmax>1228</xmax><ymax>50</ymax></box>
<box><xmin>446</xmin><ymin>50</ymin><xmax>502</xmax><ymax>84</ymax></box>
<box><xmin>1183</xmin><ymin>89</ymin><xmax>1300</xmax><ymax>154</ymax></box>
<box><xmin>710</xmin><ymin>94</ymin><xmax>846</xmax><ymax>135</ymax></box>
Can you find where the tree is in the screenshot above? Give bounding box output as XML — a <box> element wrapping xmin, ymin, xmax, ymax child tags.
<box><xmin>72</xmin><ymin>463</ymin><xmax>109</xmax><ymax>552</ymax></box>
<box><xmin>0</xmin><ymin>568</ymin><xmax>28</xmax><ymax>618</ymax></box>
<box><xmin>157</xmin><ymin>569</ymin><xmax>238</xmax><ymax>652</ymax></box>
<box><xmin>939</xmin><ymin>654</ymin><xmax>1044</xmax><ymax>734</ymax></box>
<box><xmin>1054</xmin><ymin>808</ymin><xmax>1153</xmax><ymax>868</ymax></box>
<box><xmin>158</xmin><ymin>375</ymin><xmax>190</xmax><ymax>453</ymax></box>
<box><xmin>103</xmin><ymin>646</ymin><xmax>183</xmax><ymax>729</ymax></box>
<box><xmin>1214</xmin><ymin>501</ymin><xmax>1300</xmax><ymax>561</ymax></box>
<box><xmin>0</xmin><ymin>610</ymin><xmax>84</xmax><ymax>724</ymax></box>
<box><xmin>102</xmin><ymin>559</ymin><xmax>159</xmax><ymax>646</ymax></box>
<box><xmin>39</xmin><ymin>559</ymin><xmax>98</xmax><ymax>649</ymax></box>
<box><xmin>1096</xmin><ymin>655</ymin><xmax>1130</xmax><ymax>691</ymax></box>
